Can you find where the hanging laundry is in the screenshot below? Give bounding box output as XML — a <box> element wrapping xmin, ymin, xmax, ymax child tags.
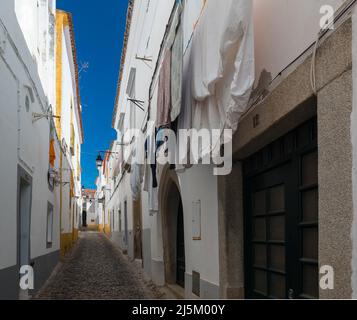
<box><xmin>182</xmin><ymin>0</ymin><xmax>207</xmax><ymax>52</ymax></box>
<box><xmin>166</xmin><ymin>2</ymin><xmax>182</xmax><ymax>50</ymax></box>
<box><xmin>49</xmin><ymin>138</ymin><xmax>56</xmax><ymax>167</ymax></box>
<box><xmin>143</xmin><ymin>158</ymin><xmax>149</xmax><ymax>192</ymax></box>
<box><xmin>130</xmin><ymin>162</ymin><xmax>142</xmax><ymax>202</ymax></box>
<box><xmin>171</xmin><ymin>23</ymin><xmax>183</xmax><ymax>122</ymax></box>
<box><xmin>191</xmin><ymin>0</ymin><xmax>226</xmax><ymax>101</ymax></box>
<box><xmin>143</xmin><ymin>124</ymin><xmax>159</xmax><ymax>215</ymax></box>
<box><xmin>144</xmin><ymin>125</ymin><xmax>158</xmax><ymax>188</ymax></box>
<box><xmin>143</xmin><ymin>159</ymin><xmax>159</xmax><ymax>216</ymax></box>
<box><xmin>156</xmin><ymin>50</ymin><xmax>172</xmax><ymax>127</ymax></box>
<box><xmin>149</xmin><ymin>187</ymin><xmax>158</xmax><ymax>216</ymax></box>
<box><xmin>191</xmin><ymin>0</ymin><xmax>255</xmax><ymax>133</ymax></box>
<box><xmin>133</xmin><ymin>128</ymin><xmax>146</xmax><ymax>170</ymax></box>
<box><xmin>130</xmin><ymin>130</ymin><xmax>147</xmax><ymax>201</ymax></box>
<box><xmin>176</xmin><ymin>43</ymin><xmax>194</xmax><ymax>171</ymax></box>
<box><xmin>222</xmin><ymin>0</ymin><xmax>255</xmax><ymax>131</ymax></box>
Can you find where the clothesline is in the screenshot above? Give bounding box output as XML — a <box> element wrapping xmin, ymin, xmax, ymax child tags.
<box><xmin>149</xmin><ymin>0</ymin><xmax>207</xmax><ymax>103</ymax></box>
<box><xmin>183</xmin><ymin>0</ymin><xmax>207</xmax><ymax>57</ymax></box>
<box><xmin>144</xmin><ymin>0</ymin><xmax>255</xmax><ymax>168</ymax></box>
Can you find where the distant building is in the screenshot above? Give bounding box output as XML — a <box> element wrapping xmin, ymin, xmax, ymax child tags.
<box><xmin>95</xmin><ymin>151</ymin><xmax>114</xmax><ymax>236</ymax></box>
<box><xmin>82</xmin><ymin>189</ymin><xmax>97</xmax><ymax>230</ymax></box>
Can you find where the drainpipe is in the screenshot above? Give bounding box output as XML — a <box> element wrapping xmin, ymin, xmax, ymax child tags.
<box><xmin>71</xmin><ymin>170</ymin><xmax>75</xmax><ymax>241</ymax></box>
<box><xmin>59</xmin><ymin>148</ymin><xmax>63</xmax><ymax>258</ymax></box>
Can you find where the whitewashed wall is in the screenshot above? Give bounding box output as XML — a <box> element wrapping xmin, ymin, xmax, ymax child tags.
<box><xmin>253</xmin><ymin>0</ymin><xmax>344</xmax><ymax>84</ymax></box>
<box><xmin>15</xmin><ymin>0</ymin><xmax>56</xmax><ymax>104</ymax></box>
<box><xmin>58</xmin><ymin>18</ymin><xmax>83</xmax><ymax>233</ymax></box>
<box><xmin>108</xmin><ymin>0</ymin><xmax>352</xmax><ymax>296</ymax></box>
<box><xmin>0</xmin><ymin>53</ymin><xmax>20</xmax><ymax>270</ymax></box>
<box><xmin>112</xmin><ymin>0</ymin><xmax>176</xmax><ymax>255</ymax></box>
<box><xmin>0</xmin><ymin>0</ymin><xmax>60</xmax><ymax>269</ymax></box>
<box><xmin>178</xmin><ymin>165</ymin><xmax>220</xmax><ymax>291</ymax></box>
<box><xmin>84</xmin><ymin>199</ymin><xmax>97</xmax><ymax>227</ymax></box>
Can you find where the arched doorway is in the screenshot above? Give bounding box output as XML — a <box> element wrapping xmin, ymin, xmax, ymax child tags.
<box><xmin>160</xmin><ymin>168</ymin><xmax>186</xmax><ymax>288</ymax></box>
<box><xmin>133</xmin><ymin>194</ymin><xmax>143</xmax><ymax>261</ymax></box>
<box><xmin>176</xmin><ymin>200</ymin><xmax>185</xmax><ymax>287</ymax></box>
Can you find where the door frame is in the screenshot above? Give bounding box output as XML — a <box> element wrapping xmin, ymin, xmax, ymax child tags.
<box><xmin>124</xmin><ymin>200</ymin><xmax>129</xmax><ymax>248</ymax></box>
<box><xmin>133</xmin><ymin>194</ymin><xmax>143</xmax><ymax>260</ymax></box>
<box><xmin>17</xmin><ymin>165</ymin><xmax>33</xmax><ymax>267</ymax></box>
<box><xmin>243</xmin><ymin>118</ymin><xmax>318</xmax><ymax>299</ymax></box>
<box><xmin>17</xmin><ymin>165</ymin><xmax>33</xmax><ymax>298</ymax></box>
<box><xmin>176</xmin><ymin>199</ymin><xmax>185</xmax><ymax>288</ymax></box>
<box><xmin>160</xmin><ymin>168</ymin><xmax>186</xmax><ymax>287</ymax></box>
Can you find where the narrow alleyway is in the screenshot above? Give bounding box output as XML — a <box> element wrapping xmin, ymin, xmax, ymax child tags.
<box><xmin>36</xmin><ymin>232</ymin><xmax>163</xmax><ymax>300</ymax></box>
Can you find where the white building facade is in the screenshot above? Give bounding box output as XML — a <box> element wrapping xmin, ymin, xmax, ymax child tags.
<box><xmin>55</xmin><ymin>10</ymin><xmax>83</xmax><ymax>257</ymax></box>
<box><xmin>0</xmin><ymin>0</ymin><xmax>82</xmax><ymax>299</ymax></box>
<box><xmin>107</xmin><ymin>0</ymin><xmax>357</xmax><ymax>299</ymax></box>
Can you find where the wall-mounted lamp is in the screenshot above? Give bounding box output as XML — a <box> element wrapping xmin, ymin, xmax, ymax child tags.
<box><xmin>96</xmin><ymin>153</ymin><xmax>103</xmax><ymax>169</ymax></box>
<box><xmin>96</xmin><ymin>150</ymin><xmax>124</xmax><ymax>170</ymax></box>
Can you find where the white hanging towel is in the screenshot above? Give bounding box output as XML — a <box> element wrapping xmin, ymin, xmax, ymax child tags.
<box><xmin>171</xmin><ymin>23</ymin><xmax>183</xmax><ymax>122</ymax></box>
<box><xmin>130</xmin><ymin>163</ymin><xmax>142</xmax><ymax>202</ymax></box>
<box><xmin>191</xmin><ymin>0</ymin><xmax>255</xmax><ymax>133</ymax></box>
<box><xmin>142</xmin><ymin>123</ymin><xmax>159</xmax><ymax>215</ymax></box>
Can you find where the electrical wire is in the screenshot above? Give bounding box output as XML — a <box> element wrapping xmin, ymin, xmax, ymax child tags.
<box><xmin>310</xmin><ymin>33</ymin><xmax>320</xmax><ymax>95</ymax></box>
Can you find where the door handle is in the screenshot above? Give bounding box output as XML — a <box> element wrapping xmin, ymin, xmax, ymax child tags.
<box><xmin>288</xmin><ymin>289</ymin><xmax>295</xmax><ymax>299</ymax></box>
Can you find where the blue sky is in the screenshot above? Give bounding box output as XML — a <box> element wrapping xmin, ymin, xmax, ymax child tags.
<box><xmin>58</xmin><ymin>0</ymin><xmax>129</xmax><ymax>189</ymax></box>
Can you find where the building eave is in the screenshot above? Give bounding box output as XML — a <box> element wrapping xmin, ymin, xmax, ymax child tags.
<box><xmin>58</xmin><ymin>10</ymin><xmax>84</xmax><ymax>143</ymax></box>
<box><xmin>112</xmin><ymin>0</ymin><xmax>135</xmax><ymax>129</ymax></box>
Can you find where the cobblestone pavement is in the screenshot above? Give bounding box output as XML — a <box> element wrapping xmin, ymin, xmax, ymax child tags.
<box><xmin>36</xmin><ymin>232</ymin><xmax>165</xmax><ymax>300</ymax></box>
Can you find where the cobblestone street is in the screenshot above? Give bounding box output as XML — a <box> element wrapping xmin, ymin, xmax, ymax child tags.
<box><xmin>36</xmin><ymin>232</ymin><xmax>164</xmax><ymax>300</ymax></box>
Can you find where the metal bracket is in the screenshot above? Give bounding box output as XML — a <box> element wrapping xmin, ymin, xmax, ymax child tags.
<box><xmin>32</xmin><ymin>113</ymin><xmax>61</xmax><ymax>123</ymax></box>
<box><xmin>32</xmin><ymin>104</ymin><xmax>60</xmax><ymax>123</ymax></box>
<box><xmin>56</xmin><ymin>168</ymin><xmax>74</xmax><ymax>172</ymax></box>
<box><xmin>127</xmin><ymin>98</ymin><xmax>145</xmax><ymax>111</ymax></box>
<box><xmin>135</xmin><ymin>54</ymin><xmax>153</xmax><ymax>62</ymax></box>
<box><xmin>55</xmin><ymin>181</ymin><xmax>70</xmax><ymax>187</ymax></box>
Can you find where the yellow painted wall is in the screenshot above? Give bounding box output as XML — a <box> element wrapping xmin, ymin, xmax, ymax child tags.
<box><xmin>104</xmin><ymin>224</ymin><xmax>111</xmax><ymax>236</ymax></box>
<box><xmin>56</xmin><ymin>11</ymin><xmax>79</xmax><ymax>259</ymax></box>
<box><xmin>60</xmin><ymin>233</ymin><xmax>73</xmax><ymax>258</ymax></box>
<box><xmin>86</xmin><ymin>225</ymin><xmax>98</xmax><ymax>231</ymax></box>
<box><xmin>72</xmin><ymin>228</ymin><xmax>79</xmax><ymax>242</ymax></box>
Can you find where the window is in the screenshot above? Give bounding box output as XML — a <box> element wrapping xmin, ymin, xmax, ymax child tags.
<box><xmin>46</xmin><ymin>203</ymin><xmax>54</xmax><ymax>248</ymax></box>
<box><xmin>25</xmin><ymin>95</ymin><xmax>30</xmax><ymax>112</ymax></box>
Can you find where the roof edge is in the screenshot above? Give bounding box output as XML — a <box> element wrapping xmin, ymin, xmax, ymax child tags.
<box><xmin>111</xmin><ymin>0</ymin><xmax>135</xmax><ymax>129</ymax></box>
